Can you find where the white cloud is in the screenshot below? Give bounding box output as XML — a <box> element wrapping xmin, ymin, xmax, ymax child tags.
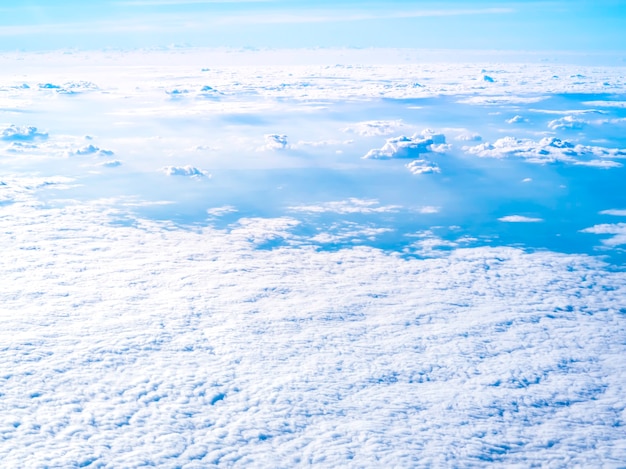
<box><xmin>260</xmin><ymin>134</ymin><xmax>290</xmax><ymax>151</ymax></box>
<box><xmin>342</xmin><ymin>120</ymin><xmax>406</xmax><ymax>137</ymax></box>
<box><xmin>207</xmin><ymin>205</ymin><xmax>238</xmax><ymax>217</ymax></box>
<box><xmin>0</xmin><ymin>125</ymin><xmax>47</xmax><ymax>141</ymax></box>
<box><xmin>363</xmin><ymin>130</ymin><xmax>447</xmax><ymax>160</ymax></box>
<box><xmin>581</xmin><ymin>223</ymin><xmax>626</xmax><ymax>246</ymax></box>
<box><xmin>100</xmin><ymin>160</ymin><xmax>122</xmax><ymax>167</ymax></box>
<box><xmin>506</xmin><ymin>115</ymin><xmax>528</xmax><ymax>124</ymax></box>
<box><xmin>582</xmin><ymin>101</ymin><xmax>626</xmax><ymax>108</ymax></box>
<box><xmin>548</xmin><ymin>115</ymin><xmax>587</xmax><ymax>130</ymax></box>
<box><xmin>458</xmin><ymin>96</ymin><xmax>547</xmax><ymax>105</ymax></box>
<box><xmin>499</xmin><ymin>215</ymin><xmax>543</xmax><ymax>223</ymax></box>
<box><xmin>288</xmin><ymin>198</ymin><xmax>400</xmax><ymax>214</ymax></box>
<box><xmin>161</xmin><ymin>165</ymin><xmax>211</xmax><ymax>177</ymax></box>
<box><xmin>464</xmin><ymin>136</ymin><xmax>626</xmax><ymax>166</ymax></box>
<box><xmin>455</xmin><ymin>132</ymin><xmax>482</xmax><ymax>142</ymax></box>
<box><xmin>310</xmin><ymin>223</ymin><xmax>392</xmax><ymax>243</ymax></box>
<box><xmin>418</xmin><ymin>206</ymin><xmax>440</xmax><ymax>214</ymax></box>
<box><xmin>294</xmin><ymin>139</ymin><xmax>353</xmax><ymax>148</ymax></box>
<box><xmin>67</xmin><ymin>144</ymin><xmax>115</xmax><ymax>157</ymax></box>
<box><xmin>405</xmin><ymin>159</ymin><xmax>440</xmax><ymax>174</ymax></box>
<box><xmin>0</xmin><ymin>192</ymin><xmax>626</xmax><ymax>467</ymax></box>
<box><xmin>600</xmin><ymin>209</ymin><xmax>626</xmax><ymax>217</ymax></box>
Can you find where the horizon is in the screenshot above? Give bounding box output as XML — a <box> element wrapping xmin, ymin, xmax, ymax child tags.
<box><xmin>0</xmin><ymin>1</ymin><xmax>624</xmax><ymax>53</ymax></box>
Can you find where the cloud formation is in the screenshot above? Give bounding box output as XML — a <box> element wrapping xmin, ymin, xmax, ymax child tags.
<box><xmin>581</xmin><ymin>223</ymin><xmax>626</xmax><ymax>246</ymax></box>
<box><xmin>260</xmin><ymin>134</ymin><xmax>290</xmax><ymax>151</ymax></box>
<box><xmin>161</xmin><ymin>165</ymin><xmax>210</xmax><ymax>177</ymax></box>
<box><xmin>363</xmin><ymin>129</ymin><xmax>447</xmax><ymax>159</ymax></box>
<box><xmin>464</xmin><ymin>136</ymin><xmax>625</xmax><ymax>167</ymax></box>
<box><xmin>499</xmin><ymin>215</ymin><xmax>543</xmax><ymax>223</ymax></box>
<box><xmin>0</xmin><ymin>125</ymin><xmax>48</xmax><ymax>141</ymax></box>
<box><xmin>288</xmin><ymin>198</ymin><xmax>400</xmax><ymax>214</ymax></box>
<box><xmin>342</xmin><ymin>120</ymin><xmax>406</xmax><ymax>137</ymax></box>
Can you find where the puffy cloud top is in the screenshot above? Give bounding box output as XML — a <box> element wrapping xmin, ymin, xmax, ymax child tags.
<box><xmin>0</xmin><ymin>125</ymin><xmax>48</xmax><ymax>141</ymax></box>
<box><xmin>363</xmin><ymin>130</ymin><xmax>447</xmax><ymax>160</ymax></box>
<box><xmin>464</xmin><ymin>136</ymin><xmax>625</xmax><ymax>166</ymax></box>
<box><xmin>262</xmin><ymin>134</ymin><xmax>290</xmax><ymax>151</ymax></box>
<box><xmin>162</xmin><ymin>165</ymin><xmax>210</xmax><ymax>177</ymax></box>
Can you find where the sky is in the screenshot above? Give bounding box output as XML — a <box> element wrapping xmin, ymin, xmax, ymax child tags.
<box><xmin>0</xmin><ymin>0</ymin><xmax>624</xmax><ymax>51</ymax></box>
<box><xmin>2</xmin><ymin>1</ymin><xmax>626</xmax><ymax>466</ymax></box>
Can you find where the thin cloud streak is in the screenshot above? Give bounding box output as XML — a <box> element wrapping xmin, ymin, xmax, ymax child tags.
<box><xmin>0</xmin><ymin>7</ymin><xmax>515</xmax><ymax>37</ymax></box>
<box><xmin>216</xmin><ymin>7</ymin><xmax>515</xmax><ymax>25</ymax></box>
<box><xmin>115</xmin><ymin>0</ymin><xmax>273</xmax><ymax>5</ymax></box>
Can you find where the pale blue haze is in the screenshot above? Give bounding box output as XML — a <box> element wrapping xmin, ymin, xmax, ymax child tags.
<box><xmin>0</xmin><ymin>0</ymin><xmax>624</xmax><ymax>51</ymax></box>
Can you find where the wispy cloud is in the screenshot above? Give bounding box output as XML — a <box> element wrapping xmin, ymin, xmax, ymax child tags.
<box><xmin>0</xmin><ymin>6</ymin><xmax>515</xmax><ymax>37</ymax></box>
<box><xmin>115</xmin><ymin>0</ymin><xmax>273</xmax><ymax>5</ymax></box>
<box><xmin>215</xmin><ymin>7</ymin><xmax>515</xmax><ymax>25</ymax></box>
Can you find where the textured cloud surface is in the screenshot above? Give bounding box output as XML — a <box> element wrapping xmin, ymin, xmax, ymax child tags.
<box><xmin>2</xmin><ymin>48</ymin><xmax>626</xmax><ymax>467</ymax></box>
<box><xmin>1</xmin><ymin>189</ymin><xmax>626</xmax><ymax>467</ymax></box>
<box><xmin>464</xmin><ymin>136</ymin><xmax>625</xmax><ymax>167</ymax></box>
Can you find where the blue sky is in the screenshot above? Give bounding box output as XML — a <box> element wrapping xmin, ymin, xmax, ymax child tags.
<box><xmin>0</xmin><ymin>1</ymin><xmax>624</xmax><ymax>51</ymax></box>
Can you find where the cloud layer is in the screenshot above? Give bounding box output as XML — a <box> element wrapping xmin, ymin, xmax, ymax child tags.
<box><xmin>1</xmin><ymin>188</ymin><xmax>625</xmax><ymax>467</ymax></box>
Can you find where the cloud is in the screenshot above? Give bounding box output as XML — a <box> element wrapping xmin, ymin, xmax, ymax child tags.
<box><xmin>228</xmin><ymin>217</ymin><xmax>300</xmax><ymax>245</ymax></box>
<box><xmin>464</xmin><ymin>136</ymin><xmax>626</xmax><ymax>166</ymax></box>
<box><xmin>161</xmin><ymin>165</ymin><xmax>211</xmax><ymax>177</ymax></box>
<box><xmin>405</xmin><ymin>159</ymin><xmax>440</xmax><ymax>174</ymax></box>
<box><xmin>582</xmin><ymin>101</ymin><xmax>626</xmax><ymax>108</ymax></box>
<box><xmin>418</xmin><ymin>206</ymin><xmax>440</xmax><ymax>214</ymax></box>
<box><xmin>600</xmin><ymin>209</ymin><xmax>626</xmax><ymax>217</ymax></box>
<box><xmin>458</xmin><ymin>96</ymin><xmax>547</xmax><ymax>105</ymax></box>
<box><xmin>363</xmin><ymin>129</ymin><xmax>447</xmax><ymax>160</ymax></box>
<box><xmin>288</xmin><ymin>198</ymin><xmax>400</xmax><ymax>214</ymax></box>
<box><xmin>67</xmin><ymin>144</ymin><xmax>115</xmax><ymax>157</ymax></box>
<box><xmin>215</xmin><ymin>7</ymin><xmax>515</xmax><ymax>26</ymax></box>
<box><xmin>499</xmin><ymin>215</ymin><xmax>543</xmax><ymax>223</ymax></box>
<box><xmin>581</xmin><ymin>223</ymin><xmax>626</xmax><ymax>246</ymax></box>
<box><xmin>310</xmin><ymin>223</ymin><xmax>392</xmax><ymax>244</ymax></box>
<box><xmin>455</xmin><ymin>132</ymin><xmax>482</xmax><ymax>142</ymax></box>
<box><xmin>342</xmin><ymin>120</ymin><xmax>406</xmax><ymax>137</ymax></box>
<box><xmin>0</xmin><ymin>125</ymin><xmax>48</xmax><ymax>142</ymax></box>
<box><xmin>260</xmin><ymin>134</ymin><xmax>290</xmax><ymax>151</ymax></box>
<box><xmin>294</xmin><ymin>139</ymin><xmax>353</xmax><ymax>149</ymax></box>
<box><xmin>547</xmin><ymin>115</ymin><xmax>587</xmax><ymax>130</ymax></box>
<box><xmin>38</xmin><ymin>81</ymin><xmax>99</xmax><ymax>94</ymax></box>
<box><xmin>207</xmin><ymin>205</ymin><xmax>238</xmax><ymax>217</ymax></box>
<box><xmin>547</xmin><ymin>115</ymin><xmax>626</xmax><ymax>130</ymax></box>
<box><xmin>1</xmin><ymin>191</ymin><xmax>626</xmax><ymax>467</ymax></box>
<box><xmin>100</xmin><ymin>160</ymin><xmax>122</xmax><ymax>167</ymax></box>
<box><xmin>506</xmin><ymin>115</ymin><xmax>528</xmax><ymax>124</ymax></box>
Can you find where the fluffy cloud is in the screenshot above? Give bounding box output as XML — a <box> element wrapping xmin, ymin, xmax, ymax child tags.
<box><xmin>288</xmin><ymin>198</ymin><xmax>401</xmax><ymax>214</ymax></box>
<box><xmin>600</xmin><ymin>209</ymin><xmax>626</xmax><ymax>216</ymax></box>
<box><xmin>161</xmin><ymin>165</ymin><xmax>210</xmax><ymax>177</ymax></box>
<box><xmin>310</xmin><ymin>223</ymin><xmax>392</xmax><ymax>244</ymax></box>
<box><xmin>100</xmin><ymin>160</ymin><xmax>122</xmax><ymax>167</ymax></box>
<box><xmin>363</xmin><ymin>129</ymin><xmax>448</xmax><ymax>159</ymax></box>
<box><xmin>0</xmin><ymin>125</ymin><xmax>48</xmax><ymax>141</ymax></box>
<box><xmin>464</xmin><ymin>136</ymin><xmax>625</xmax><ymax>166</ymax></box>
<box><xmin>548</xmin><ymin>115</ymin><xmax>587</xmax><ymax>130</ymax></box>
<box><xmin>260</xmin><ymin>134</ymin><xmax>290</xmax><ymax>151</ymax></box>
<box><xmin>405</xmin><ymin>159</ymin><xmax>440</xmax><ymax>174</ymax></box>
<box><xmin>455</xmin><ymin>132</ymin><xmax>482</xmax><ymax>142</ymax></box>
<box><xmin>207</xmin><ymin>205</ymin><xmax>238</xmax><ymax>217</ymax></box>
<box><xmin>67</xmin><ymin>144</ymin><xmax>115</xmax><ymax>157</ymax></box>
<box><xmin>499</xmin><ymin>215</ymin><xmax>543</xmax><ymax>223</ymax></box>
<box><xmin>1</xmin><ymin>190</ymin><xmax>626</xmax><ymax>468</ymax></box>
<box><xmin>342</xmin><ymin>120</ymin><xmax>406</xmax><ymax>137</ymax></box>
<box><xmin>506</xmin><ymin>115</ymin><xmax>528</xmax><ymax>124</ymax></box>
<box><xmin>581</xmin><ymin>223</ymin><xmax>626</xmax><ymax>246</ymax></box>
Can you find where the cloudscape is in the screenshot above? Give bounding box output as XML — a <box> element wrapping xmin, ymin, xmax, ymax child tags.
<box><xmin>1</xmin><ymin>1</ymin><xmax>626</xmax><ymax>467</ymax></box>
